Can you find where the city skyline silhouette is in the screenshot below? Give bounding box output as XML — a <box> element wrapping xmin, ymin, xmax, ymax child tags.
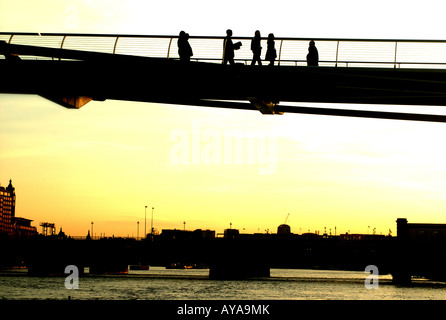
<box><xmin>2</xmin><ymin>2</ymin><xmax>446</xmax><ymax>307</ymax></box>
<box><xmin>2</xmin><ymin>0</ymin><xmax>446</xmax><ymax>239</ymax></box>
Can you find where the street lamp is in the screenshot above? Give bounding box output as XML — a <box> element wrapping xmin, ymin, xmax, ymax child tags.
<box><xmin>91</xmin><ymin>221</ymin><xmax>94</xmax><ymax>239</ymax></box>
<box><xmin>137</xmin><ymin>221</ymin><xmax>139</xmax><ymax>240</ymax></box>
<box><xmin>151</xmin><ymin>207</ymin><xmax>154</xmax><ymax>234</ymax></box>
<box><xmin>145</xmin><ymin>206</ymin><xmax>147</xmax><ymax>237</ymax></box>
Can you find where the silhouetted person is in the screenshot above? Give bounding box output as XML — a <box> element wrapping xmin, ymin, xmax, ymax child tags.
<box><xmin>251</xmin><ymin>30</ymin><xmax>262</xmax><ymax>66</ymax></box>
<box><xmin>265</xmin><ymin>33</ymin><xmax>276</xmax><ymax>66</ymax></box>
<box><xmin>306</xmin><ymin>40</ymin><xmax>319</xmax><ymax>66</ymax></box>
<box><xmin>223</xmin><ymin>29</ymin><xmax>241</xmax><ymax>65</ymax></box>
<box><xmin>178</xmin><ymin>31</ymin><xmax>193</xmax><ymax>62</ymax></box>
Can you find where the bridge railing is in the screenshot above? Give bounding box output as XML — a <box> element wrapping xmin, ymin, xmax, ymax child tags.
<box><xmin>2</xmin><ymin>32</ymin><xmax>446</xmax><ymax>69</ymax></box>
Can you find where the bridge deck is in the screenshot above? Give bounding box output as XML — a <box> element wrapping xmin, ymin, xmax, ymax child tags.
<box><xmin>2</xmin><ymin>33</ymin><xmax>446</xmax><ymax>122</ymax></box>
<box><xmin>2</xmin><ymin>32</ymin><xmax>446</xmax><ymax>69</ymax></box>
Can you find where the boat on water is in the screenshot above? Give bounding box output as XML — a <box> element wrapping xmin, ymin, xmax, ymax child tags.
<box><xmin>166</xmin><ymin>262</ymin><xmax>208</xmax><ymax>269</ymax></box>
<box><xmin>129</xmin><ymin>264</ymin><xmax>150</xmax><ymax>271</ymax></box>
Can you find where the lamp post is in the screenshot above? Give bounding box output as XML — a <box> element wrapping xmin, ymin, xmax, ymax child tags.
<box><xmin>151</xmin><ymin>207</ymin><xmax>154</xmax><ymax>234</ymax></box>
<box><xmin>145</xmin><ymin>206</ymin><xmax>147</xmax><ymax>237</ymax></box>
<box><xmin>137</xmin><ymin>221</ymin><xmax>139</xmax><ymax>240</ymax></box>
<box><xmin>91</xmin><ymin>221</ymin><xmax>94</xmax><ymax>239</ymax></box>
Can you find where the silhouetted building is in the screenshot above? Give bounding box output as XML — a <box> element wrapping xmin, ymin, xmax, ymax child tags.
<box><xmin>224</xmin><ymin>228</ymin><xmax>239</xmax><ymax>239</ymax></box>
<box><xmin>340</xmin><ymin>233</ymin><xmax>387</xmax><ymax>241</ymax></box>
<box><xmin>300</xmin><ymin>232</ymin><xmax>321</xmax><ymax>239</ymax></box>
<box><xmin>0</xmin><ymin>180</ymin><xmax>37</xmax><ymax>238</ymax></box>
<box><xmin>13</xmin><ymin>217</ymin><xmax>37</xmax><ymax>238</ymax></box>
<box><xmin>193</xmin><ymin>229</ymin><xmax>215</xmax><ymax>239</ymax></box>
<box><xmin>57</xmin><ymin>227</ymin><xmax>67</xmax><ymax>239</ymax></box>
<box><xmin>0</xmin><ymin>180</ymin><xmax>16</xmax><ymax>237</ymax></box>
<box><xmin>397</xmin><ymin>218</ymin><xmax>446</xmax><ymax>243</ymax></box>
<box><xmin>161</xmin><ymin>229</ymin><xmax>216</xmax><ymax>241</ymax></box>
<box><xmin>277</xmin><ymin>224</ymin><xmax>291</xmax><ymax>235</ymax></box>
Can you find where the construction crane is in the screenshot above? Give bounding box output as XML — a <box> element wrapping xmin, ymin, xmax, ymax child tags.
<box><xmin>284</xmin><ymin>213</ymin><xmax>290</xmax><ymax>225</ymax></box>
<box><xmin>40</xmin><ymin>222</ymin><xmax>55</xmax><ymax>236</ymax></box>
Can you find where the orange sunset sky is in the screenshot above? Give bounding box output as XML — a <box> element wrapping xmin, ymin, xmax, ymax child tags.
<box><xmin>2</xmin><ymin>0</ymin><xmax>446</xmax><ymax>237</ymax></box>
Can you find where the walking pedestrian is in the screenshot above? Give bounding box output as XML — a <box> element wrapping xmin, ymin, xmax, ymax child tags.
<box><xmin>265</xmin><ymin>33</ymin><xmax>276</xmax><ymax>66</ymax></box>
<box><xmin>251</xmin><ymin>30</ymin><xmax>262</xmax><ymax>65</ymax></box>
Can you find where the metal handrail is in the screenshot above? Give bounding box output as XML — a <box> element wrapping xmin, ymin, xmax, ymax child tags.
<box><xmin>2</xmin><ymin>32</ymin><xmax>446</xmax><ymax>42</ymax></box>
<box><xmin>2</xmin><ymin>32</ymin><xmax>446</xmax><ymax>69</ymax></box>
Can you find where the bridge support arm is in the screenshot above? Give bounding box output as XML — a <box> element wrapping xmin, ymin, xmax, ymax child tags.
<box><xmin>40</xmin><ymin>95</ymin><xmax>93</xmax><ymax>109</ymax></box>
<box><xmin>248</xmin><ymin>97</ymin><xmax>283</xmax><ymax>115</ymax></box>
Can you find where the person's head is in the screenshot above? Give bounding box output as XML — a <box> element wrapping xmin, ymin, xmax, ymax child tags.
<box><xmin>268</xmin><ymin>33</ymin><xmax>274</xmax><ymax>39</ymax></box>
<box><xmin>309</xmin><ymin>40</ymin><xmax>315</xmax><ymax>47</ymax></box>
<box><xmin>226</xmin><ymin>29</ymin><xmax>233</xmax><ymax>37</ymax></box>
<box><xmin>179</xmin><ymin>31</ymin><xmax>186</xmax><ymax>38</ymax></box>
<box><xmin>255</xmin><ymin>30</ymin><xmax>260</xmax><ymax>37</ymax></box>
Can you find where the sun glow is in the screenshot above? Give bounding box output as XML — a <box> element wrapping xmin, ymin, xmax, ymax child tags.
<box><xmin>2</xmin><ymin>0</ymin><xmax>446</xmax><ymax>237</ymax></box>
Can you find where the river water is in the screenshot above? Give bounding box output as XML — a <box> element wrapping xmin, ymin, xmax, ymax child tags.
<box><xmin>1</xmin><ymin>267</ymin><xmax>445</xmax><ymax>300</ymax></box>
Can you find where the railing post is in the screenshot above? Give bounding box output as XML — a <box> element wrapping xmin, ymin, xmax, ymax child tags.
<box><xmin>278</xmin><ymin>39</ymin><xmax>283</xmax><ymax>66</ymax></box>
<box><xmin>113</xmin><ymin>36</ymin><xmax>120</xmax><ymax>54</ymax></box>
<box><xmin>59</xmin><ymin>35</ymin><xmax>67</xmax><ymax>61</ymax></box>
<box><xmin>335</xmin><ymin>40</ymin><xmax>340</xmax><ymax>67</ymax></box>
<box><xmin>167</xmin><ymin>37</ymin><xmax>173</xmax><ymax>59</ymax></box>
<box><xmin>60</xmin><ymin>35</ymin><xmax>67</xmax><ymax>50</ymax></box>
<box><xmin>394</xmin><ymin>41</ymin><xmax>398</xmax><ymax>69</ymax></box>
<box><xmin>8</xmin><ymin>34</ymin><xmax>14</xmax><ymax>44</ymax></box>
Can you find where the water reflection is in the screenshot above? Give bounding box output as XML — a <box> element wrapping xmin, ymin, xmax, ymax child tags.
<box><xmin>1</xmin><ymin>267</ymin><xmax>445</xmax><ymax>300</ymax></box>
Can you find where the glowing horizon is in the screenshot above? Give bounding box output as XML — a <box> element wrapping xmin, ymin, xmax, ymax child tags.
<box><xmin>2</xmin><ymin>0</ymin><xmax>446</xmax><ymax>238</ymax></box>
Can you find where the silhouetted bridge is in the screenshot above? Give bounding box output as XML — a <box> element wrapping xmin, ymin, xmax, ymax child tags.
<box><xmin>3</xmin><ymin>32</ymin><xmax>446</xmax><ymax>122</ymax></box>
<box><xmin>2</xmin><ymin>34</ymin><xmax>446</xmax><ymax>283</ymax></box>
<box><xmin>2</xmin><ymin>219</ymin><xmax>446</xmax><ymax>284</ymax></box>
